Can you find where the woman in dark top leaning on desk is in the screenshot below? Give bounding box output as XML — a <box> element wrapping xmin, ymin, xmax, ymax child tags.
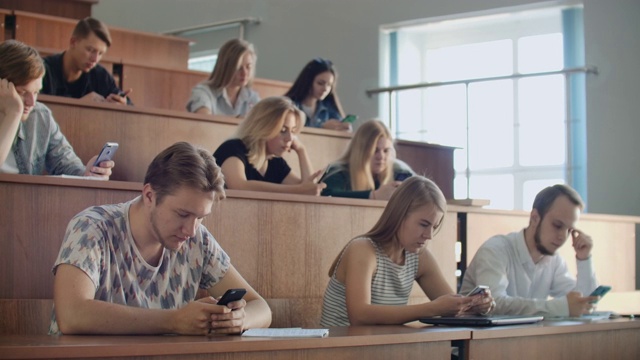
<box><xmin>321</xmin><ymin>120</ymin><xmax>414</xmax><ymax>200</ymax></box>
<box><xmin>213</xmin><ymin>96</ymin><xmax>326</xmax><ymax>196</ymax></box>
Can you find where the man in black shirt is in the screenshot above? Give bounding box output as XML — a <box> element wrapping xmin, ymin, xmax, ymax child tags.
<box><xmin>42</xmin><ymin>17</ymin><xmax>132</xmax><ymax>105</ymax></box>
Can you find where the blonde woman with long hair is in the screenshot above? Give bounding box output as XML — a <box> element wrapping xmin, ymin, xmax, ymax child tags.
<box><xmin>321</xmin><ymin>120</ymin><xmax>414</xmax><ymax>200</ymax></box>
<box><xmin>320</xmin><ymin>176</ymin><xmax>494</xmax><ymax>326</ymax></box>
<box><xmin>213</xmin><ymin>96</ymin><xmax>326</xmax><ymax>195</ymax></box>
<box><xmin>186</xmin><ymin>38</ymin><xmax>260</xmax><ymax>117</ymax></box>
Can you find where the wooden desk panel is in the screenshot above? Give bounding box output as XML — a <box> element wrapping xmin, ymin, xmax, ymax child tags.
<box><xmin>41</xmin><ymin>95</ymin><xmax>348</xmax><ymax>183</ymax></box>
<box><xmin>0</xmin><ymin>175</ymin><xmax>459</xmax><ymax>328</ymax></box>
<box><xmin>395</xmin><ymin>139</ymin><xmax>455</xmax><ymax>199</ymax></box>
<box><xmin>12</xmin><ymin>11</ymin><xmax>190</xmax><ymax>69</ymax></box>
<box><xmin>0</xmin><ymin>326</ymin><xmax>469</xmax><ymax>360</ymax></box>
<box><xmin>120</xmin><ymin>64</ymin><xmax>291</xmax><ymax>112</ymax></box>
<box><xmin>41</xmin><ymin>95</ymin><xmax>455</xmax><ymax>194</ymax></box>
<box><xmin>463</xmin><ymin>209</ymin><xmax>638</xmax><ymax>291</ymax></box>
<box><xmin>467</xmin><ymin>319</ymin><xmax>640</xmax><ymax>360</ymax></box>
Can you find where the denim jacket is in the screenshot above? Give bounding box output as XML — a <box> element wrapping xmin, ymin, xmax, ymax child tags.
<box><xmin>11</xmin><ymin>102</ymin><xmax>85</xmax><ymax>176</ymax></box>
<box><xmin>294</xmin><ymin>99</ymin><xmax>342</xmax><ymax>128</ymax></box>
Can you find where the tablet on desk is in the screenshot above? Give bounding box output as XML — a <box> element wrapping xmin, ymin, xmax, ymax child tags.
<box><xmin>420</xmin><ymin>315</ymin><xmax>543</xmax><ymax>327</ymax></box>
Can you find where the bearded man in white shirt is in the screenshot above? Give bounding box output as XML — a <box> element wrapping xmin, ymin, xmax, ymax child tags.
<box><xmin>460</xmin><ymin>184</ymin><xmax>598</xmax><ymax>317</ymax></box>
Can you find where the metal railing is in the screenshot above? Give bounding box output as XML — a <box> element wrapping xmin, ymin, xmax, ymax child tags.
<box><xmin>163</xmin><ymin>17</ymin><xmax>261</xmax><ymax>40</ymax></box>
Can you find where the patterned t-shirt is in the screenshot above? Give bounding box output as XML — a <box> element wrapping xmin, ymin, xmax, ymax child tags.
<box><xmin>49</xmin><ymin>197</ymin><xmax>230</xmax><ymax>334</ymax></box>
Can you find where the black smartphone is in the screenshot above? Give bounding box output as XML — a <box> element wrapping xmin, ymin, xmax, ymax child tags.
<box><xmin>394</xmin><ymin>173</ymin><xmax>412</xmax><ymax>181</ymax></box>
<box><xmin>589</xmin><ymin>285</ymin><xmax>611</xmax><ymax>303</ymax></box>
<box><xmin>317</xmin><ymin>167</ymin><xmax>331</xmax><ymax>184</ymax></box>
<box><xmin>466</xmin><ymin>285</ymin><xmax>489</xmax><ymax>297</ymax></box>
<box><xmin>93</xmin><ymin>142</ymin><xmax>119</xmax><ymax>167</ymax></box>
<box><xmin>342</xmin><ymin>114</ymin><xmax>357</xmax><ymax>123</ymax></box>
<box><xmin>217</xmin><ymin>288</ymin><xmax>246</xmax><ymax>306</ymax></box>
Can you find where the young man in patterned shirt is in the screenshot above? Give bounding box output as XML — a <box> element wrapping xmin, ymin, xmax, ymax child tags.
<box><xmin>50</xmin><ymin>142</ymin><xmax>271</xmax><ymax>335</ymax></box>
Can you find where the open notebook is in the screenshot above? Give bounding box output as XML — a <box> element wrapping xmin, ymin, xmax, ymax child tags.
<box><xmin>420</xmin><ymin>315</ymin><xmax>544</xmax><ymax>327</ymax></box>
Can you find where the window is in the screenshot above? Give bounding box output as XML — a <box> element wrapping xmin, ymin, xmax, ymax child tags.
<box><xmin>188</xmin><ymin>53</ymin><xmax>218</xmax><ymax>72</ymax></box>
<box><xmin>380</xmin><ymin>4</ymin><xmax>587</xmax><ymax>210</ymax></box>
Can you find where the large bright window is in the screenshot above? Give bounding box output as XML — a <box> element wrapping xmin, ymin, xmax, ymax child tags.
<box><xmin>380</xmin><ymin>4</ymin><xmax>586</xmax><ymax>210</ymax></box>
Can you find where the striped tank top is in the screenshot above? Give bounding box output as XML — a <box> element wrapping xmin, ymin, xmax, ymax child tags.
<box><xmin>320</xmin><ymin>237</ymin><xmax>419</xmax><ymax>326</ymax></box>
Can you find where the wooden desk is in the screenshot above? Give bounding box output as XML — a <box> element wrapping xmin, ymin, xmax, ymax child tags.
<box><xmin>40</xmin><ymin>95</ymin><xmax>456</xmax><ymax>197</ymax></box>
<box><xmin>0</xmin><ymin>174</ymin><xmax>458</xmax><ymax>329</ymax></box>
<box><xmin>466</xmin><ymin>318</ymin><xmax>640</xmax><ymax>360</ymax></box>
<box><xmin>460</xmin><ymin>208</ymin><xmax>639</xmax><ymax>291</ymax></box>
<box><xmin>0</xmin><ymin>326</ymin><xmax>469</xmax><ymax>360</ymax></box>
<box><xmin>118</xmin><ymin>63</ymin><xmax>292</xmax><ymax>112</ymax></box>
<box><xmin>11</xmin><ymin>10</ymin><xmax>190</xmax><ymax>69</ymax></box>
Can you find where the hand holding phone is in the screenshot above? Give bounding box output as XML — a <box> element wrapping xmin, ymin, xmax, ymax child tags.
<box><xmin>342</xmin><ymin>114</ymin><xmax>357</xmax><ymax>123</ymax></box>
<box><xmin>589</xmin><ymin>285</ymin><xmax>611</xmax><ymax>304</ymax></box>
<box><xmin>466</xmin><ymin>285</ymin><xmax>489</xmax><ymax>297</ymax></box>
<box><xmin>394</xmin><ymin>172</ymin><xmax>412</xmax><ymax>181</ymax></box>
<box><xmin>93</xmin><ymin>142</ymin><xmax>119</xmax><ymax>167</ymax></box>
<box><xmin>217</xmin><ymin>288</ymin><xmax>247</xmax><ymax>306</ymax></box>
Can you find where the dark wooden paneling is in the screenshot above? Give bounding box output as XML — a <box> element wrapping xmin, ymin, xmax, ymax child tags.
<box><xmin>0</xmin><ymin>0</ymin><xmax>96</xmax><ymax>19</ymax></box>
<box><xmin>395</xmin><ymin>139</ymin><xmax>456</xmax><ymax>199</ymax></box>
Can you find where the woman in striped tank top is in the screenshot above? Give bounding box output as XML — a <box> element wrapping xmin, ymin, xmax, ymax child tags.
<box><xmin>320</xmin><ymin>176</ymin><xmax>494</xmax><ymax>326</ymax></box>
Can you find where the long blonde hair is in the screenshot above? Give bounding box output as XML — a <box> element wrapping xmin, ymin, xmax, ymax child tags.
<box><xmin>335</xmin><ymin>120</ymin><xmax>394</xmax><ymax>190</ymax></box>
<box><xmin>328</xmin><ymin>176</ymin><xmax>447</xmax><ymax>276</ymax></box>
<box><xmin>207</xmin><ymin>38</ymin><xmax>256</xmax><ymax>90</ymax></box>
<box><xmin>234</xmin><ymin>96</ymin><xmax>304</xmax><ymax>169</ymax></box>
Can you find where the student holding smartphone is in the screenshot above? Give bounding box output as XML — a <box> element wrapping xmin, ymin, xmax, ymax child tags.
<box><xmin>320</xmin><ymin>176</ymin><xmax>494</xmax><ymax>326</ymax></box>
<box><xmin>0</xmin><ymin>40</ymin><xmax>114</xmax><ymax>179</ymax></box>
<box><xmin>50</xmin><ymin>142</ymin><xmax>271</xmax><ymax>335</ymax></box>
<box><xmin>213</xmin><ymin>96</ymin><xmax>326</xmax><ymax>196</ymax></box>
<box><xmin>285</xmin><ymin>58</ymin><xmax>351</xmax><ymax>131</ymax></box>
<box><xmin>461</xmin><ymin>184</ymin><xmax>599</xmax><ymax>317</ymax></box>
<box><xmin>320</xmin><ymin>120</ymin><xmax>414</xmax><ymax>200</ymax></box>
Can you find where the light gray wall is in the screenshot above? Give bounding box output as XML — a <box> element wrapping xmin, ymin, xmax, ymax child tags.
<box><xmin>94</xmin><ymin>0</ymin><xmax>640</xmax><ymax>285</ymax></box>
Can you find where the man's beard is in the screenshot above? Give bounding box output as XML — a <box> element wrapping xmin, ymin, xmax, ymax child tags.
<box><xmin>534</xmin><ymin>221</ymin><xmax>554</xmax><ymax>256</ymax></box>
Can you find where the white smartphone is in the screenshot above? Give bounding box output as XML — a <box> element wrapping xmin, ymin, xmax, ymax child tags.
<box><xmin>93</xmin><ymin>142</ymin><xmax>119</xmax><ymax>167</ymax></box>
<box><xmin>466</xmin><ymin>285</ymin><xmax>489</xmax><ymax>297</ymax></box>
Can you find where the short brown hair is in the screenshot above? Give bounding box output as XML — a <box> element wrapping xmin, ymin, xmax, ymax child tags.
<box><xmin>532</xmin><ymin>184</ymin><xmax>584</xmax><ymax>219</ymax></box>
<box><xmin>72</xmin><ymin>17</ymin><xmax>112</xmax><ymax>47</ymax></box>
<box><xmin>0</xmin><ymin>40</ymin><xmax>45</xmax><ymax>86</ymax></box>
<box><xmin>144</xmin><ymin>142</ymin><xmax>225</xmax><ymax>204</ymax></box>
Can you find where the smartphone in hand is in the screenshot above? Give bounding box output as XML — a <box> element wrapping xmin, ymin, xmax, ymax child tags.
<box><xmin>466</xmin><ymin>285</ymin><xmax>489</xmax><ymax>297</ymax></box>
<box><xmin>93</xmin><ymin>142</ymin><xmax>119</xmax><ymax>167</ymax></box>
<box><xmin>217</xmin><ymin>288</ymin><xmax>247</xmax><ymax>306</ymax></box>
<box><xmin>342</xmin><ymin>114</ymin><xmax>357</xmax><ymax>123</ymax></box>
<box><xmin>394</xmin><ymin>172</ymin><xmax>412</xmax><ymax>181</ymax></box>
<box><xmin>589</xmin><ymin>285</ymin><xmax>611</xmax><ymax>303</ymax></box>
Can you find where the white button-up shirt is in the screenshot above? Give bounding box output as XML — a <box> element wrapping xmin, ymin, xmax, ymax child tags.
<box><xmin>460</xmin><ymin>229</ymin><xmax>598</xmax><ymax>316</ymax></box>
